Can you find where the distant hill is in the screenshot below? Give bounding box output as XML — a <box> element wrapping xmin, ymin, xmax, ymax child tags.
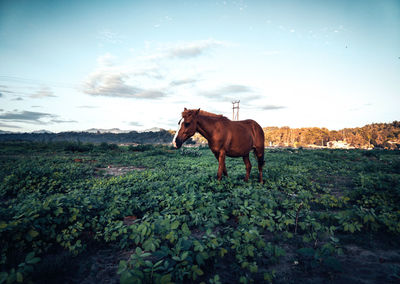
<box><xmin>85</xmin><ymin>128</ymin><xmax>132</xmax><ymax>134</ymax></box>
<box><xmin>142</xmin><ymin>127</ymin><xmax>162</xmax><ymax>133</ymax></box>
<box><xmin>0</xmin><ymin>129</ymin><xmax>174</xmax><ymax>144</ymax></box>
<box><xmin>31</xmin><ymin>129</ymin><xmax>54</xmax><ymax>134</ymax></box>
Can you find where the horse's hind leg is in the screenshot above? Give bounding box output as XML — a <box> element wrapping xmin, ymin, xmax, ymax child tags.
<box><xmin>243</xmin><ymin>154</ymin><xmax>252</xmax><ymax>182</ymax></box>
<box><xmin>254</xmin><ymin>148</ymin><xmax>264</xmax><ymax>184</ymax></box>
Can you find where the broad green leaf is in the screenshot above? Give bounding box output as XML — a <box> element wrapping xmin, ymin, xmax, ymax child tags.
<box><xmin>171</xmin><ymin>221</ymin><xmax>180</xmax><ymax>230</ymax></box>
<box><xmin>135</xmin><ymin>247</ymin><xmax>142</xmax><ymax>255</ymax></box>
<box><xmin>196</xmin><ymin>253</ymin><xmax>204</xmax><ymax>265</ymax></box>
<box><xmin>145</xmin><ymin>260</ymin><xmax>153</xmax><ymax>267</ymax></box>
<box><xmin>28</xmin><ymin>229</ymin><xmax>39</xmax><ymax>238</ymax></box>
<box><xmin>0</xmin><ymin>272</ymin><xmax>8</xmax><ymax>284</ymax></box>
<box><xmin>181</xmin><ymin>223</ymin><xmax>191</xmax><ymax>236</ymax></box>
<box><xmin>154</xmin><ymin>259</ymin><xmax>163</xmax><ymax>267</ymax></box>
<box><xmin>160</xmin><ymin>273</ymin><xmax>172</xmax><ymax>284</ymax></box>
<box><xmin>180</xmin><ymin>251</ymin><xmax>189</xmax><ymax>261</ymax></box>
<box><xmin>117</xmin><ymin>260</ymin><xmax>127</xmax><ymax>274</ymax></box>
<box><xmin>219</xmin><ymin>247</ymin><xmax>228</xmax><ymax>257</ymax></box>
<box><xmin>297</xmin><ymin>247</ymin><xmax>315</xmax><ymax>257</ymax></box>
<box><xmin>141</xmin><ymin>226</ymin><xmax>147</xmax><ymax>237</ymax></box>
<box><xmin>120</xmin><ymin>271</ymin><xmax>136</xmax><ymax>284</ymax></box>
<box><xmin>16</xmin><ymin>272</ymin><xmax>23</xmax><ymax>283</ymax></box>
<box><xmin>25</xmin><ymin>252</ymin><xmax>35</xmax><ymax>261</ymax></box>
<box><xmin>26</xmin><ymin>257</ymin><xmax>41</xmax><ymax>264</ymax></box>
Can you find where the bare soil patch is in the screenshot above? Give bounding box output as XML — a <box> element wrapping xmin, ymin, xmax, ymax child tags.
<box><xmin>95</xmin><ymin>165</ymin><xmax>147</xmax><ymax>176</ymax></box>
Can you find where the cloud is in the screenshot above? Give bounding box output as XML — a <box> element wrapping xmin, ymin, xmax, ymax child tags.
<box><xmin>0</xmin><ymin>93</ymin><xmax>2</xmax><ymax>97</ymax></box>
<box><xmin>98</xmin><ymin>29</ymin><xmax>125</xmax><ymax>44</ymax></box>
<box><xmin>128</xmin><ymin>121</ymin><xmax>143</xmax><ymax>127</ymax></box>
<box><xmin>141</xmin><ymin>39</ymin><xmax>226</xmax><ymax>61</ymax></box>
<box><xmin>0</xmin><ymin>110</ymin><xmax>55</xmax><ymax>124</ymax></box>
<box><xmin>0</xmin><ymin>122</ymin><xmax>21</xmax><ymax>129</ymax></box>
<box><xmin>0</xmin><ymin>86</ymin><xmax>15</xmax><ymax>94</ymax></box>
<box><xmin>260</xmin><ymin>105</ymin><xmax>287</xmax><ymax>110</ymax></box>
<box><xmin>83</xmin><ymin>39</ymin><xmax>226</xmax><ymax>100</ymax></box>
<box><xmin>0</xmin><ymin>110</ymin><xmax>75</xmax><ymax>125</ymax></box>
<box><xmin>168</xmin><ymin>39</ymin><xmax>224</xmax><ymax>59</ymax></box>
<box><xmin>219</xmin><ymin>85</ymin><xmax>253</xmax><ymax>94</ymax></box>
<box><xmin>97</xmin><ymin>52</ymin><xmax>117</xmax><ymax>66</ymax></box>
<box><xmin>30</xmin><ymin>86</ymin><xmax>56</xmax><ymax>98</ymax></box>
<box><xmin>201</xmin><ymin>84</ymin><xmax>260</xmax><ymax>101</ymax></box>
<box><xmin>83</xmin><ymin>70</ymin><xmax>166</xmax><ymax>99</ymax></box>
<box><xmin>51</xmin><ymin>119</ymin><xmax>77</xmax><ymax>123</ymax></box>
<box><xmin>170</xmin><ymin>78</ymin><xmax>198</xmax><ymax>86</ymax></box>
<box><xmin>77</xmin><ymin>105</ymin><xmax>98</xmax><ymax>109</ymax></box>
<box><xmin>137</xmin><ymin>90</ymin><xmax>166</xmax><ymax>99</ymax></box>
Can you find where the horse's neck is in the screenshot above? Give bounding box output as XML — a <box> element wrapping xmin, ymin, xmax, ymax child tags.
<box><xmin>196</xmin><ymin>115</ymin><xmax>217</xmax><ymax>141</ymax></box>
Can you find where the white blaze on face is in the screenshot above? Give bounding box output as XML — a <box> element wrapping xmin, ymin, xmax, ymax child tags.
<box><xmin>172</xmin><ymin>118</ymin><xmax>184</xmax><ymax>148</ymax></box>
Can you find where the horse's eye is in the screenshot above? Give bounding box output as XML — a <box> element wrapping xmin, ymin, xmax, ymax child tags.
<box><xmin>184</xmin><ymin>122</ymin><xmax>190</xmax><ymax>127</ymax></box>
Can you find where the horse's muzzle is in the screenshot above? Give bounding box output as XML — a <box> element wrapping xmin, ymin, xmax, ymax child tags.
<box><xmin>173</xmin><ymin>137</ymin><xmax>183</xmax><ymax>149</ymax></box>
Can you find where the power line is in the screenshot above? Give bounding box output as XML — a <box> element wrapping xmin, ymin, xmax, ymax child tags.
<box><xmin>0</xmin><ymin>75</ymin><xmax>76</xmax><ymax>89</ymax></box>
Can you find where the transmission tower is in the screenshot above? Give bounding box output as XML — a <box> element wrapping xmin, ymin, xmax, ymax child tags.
<box><xmin>232</xmin><ymin>100</ymin><xmax>240</xmax><ymax>121</ymax></box>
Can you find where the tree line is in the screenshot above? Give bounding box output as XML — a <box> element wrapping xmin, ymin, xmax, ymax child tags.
<box><xmin>263</xmin><ymin>121</ymin><xmax>400</xmax><ymax>149</ymax></box>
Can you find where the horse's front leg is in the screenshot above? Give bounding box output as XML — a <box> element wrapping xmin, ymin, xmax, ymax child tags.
<box><xmin>213</xmin><ymin>151</ymin><xmax>228</xmax><ymax>177</ymax></box>
<box><xmin>217</xmin><ymin>151</ymin><xmax>226</xmax><ymax>180</ymax></box>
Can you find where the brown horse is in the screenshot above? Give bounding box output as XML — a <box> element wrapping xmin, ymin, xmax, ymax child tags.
<box><xmin>172</xmin><ymin>108</ymin><xmax>265</xmax><ymax>183</ymax></box>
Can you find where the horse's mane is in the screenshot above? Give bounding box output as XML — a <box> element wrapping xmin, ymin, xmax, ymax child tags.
<box><xmin>182</xmin><ymin>109</ymin><xmax>227</xmax><ymax>120</ymax></box>
<box><xmin>198</xmin><ymin>110</ymin><xmax>225</xmax><ymax>118</ymax></box>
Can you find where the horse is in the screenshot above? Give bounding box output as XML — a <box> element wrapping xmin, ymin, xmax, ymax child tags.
<box><xmin>172</xmin><ymin>108</ymin><xmax>265</xmax><ymax>183</ymax></box>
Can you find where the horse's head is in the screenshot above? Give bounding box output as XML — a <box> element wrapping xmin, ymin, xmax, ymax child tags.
<box><xmin>172</xmin><ymin>108</ymin><xmax>200</xmax><ymax>148</ymax></box>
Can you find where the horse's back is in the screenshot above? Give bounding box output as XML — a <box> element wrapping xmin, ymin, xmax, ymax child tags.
<box><xmin>229</xmin><ymin>119</ymin><xmax>264</xmax><ymax>150</ymax></box>
<box><xmin>236</xmin><ymin>119</ymin><xmax>264</xmax><ymax>143</ymax></box>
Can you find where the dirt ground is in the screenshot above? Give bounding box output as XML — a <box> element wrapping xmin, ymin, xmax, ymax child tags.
<box><xmin>272</xmin><ymin>242</ymin><xmax>400</xmax><ymax>284</ymax></box>
<box><xmin>95</xmin><ymin>165</ymin><xmax>147</xmax><ymax>176</ymax></box>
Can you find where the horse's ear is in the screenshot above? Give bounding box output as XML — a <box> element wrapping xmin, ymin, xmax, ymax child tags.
<box><xmin>196</xmin><ymin>108</ymin><xmax>200</xmax><ymax>114</ymax></box>
<box><xmin>184</xmin><ymin>107</ymin><xmax>187</xmax><ymax>111</ymax></box>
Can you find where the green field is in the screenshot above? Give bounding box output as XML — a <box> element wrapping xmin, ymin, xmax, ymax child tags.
<box><xmin>1</xmin><ymin>142</ymin><xmax>400</xmax><ymax>283</ymax></box>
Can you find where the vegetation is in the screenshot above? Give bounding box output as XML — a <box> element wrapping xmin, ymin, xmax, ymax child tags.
<box><xmin>0</xmin><ymin>129</ymin><xmax>174</xmax><ymax>144</ymax></box>
<box><xmin>0</xmin><ymin>142</ymin><xmax>399</xmax><ymax>283</ymax></box>
<box><xmin>263</xmin><ymin>121</ymin><xmax>400</xmax><ymax>149</ymax></box>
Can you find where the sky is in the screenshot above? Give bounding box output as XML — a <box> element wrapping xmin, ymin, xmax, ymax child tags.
<box><xmin>0</xmin><ymin>0</ymin><xmax>399</xmax><ymax>132</ymax></box>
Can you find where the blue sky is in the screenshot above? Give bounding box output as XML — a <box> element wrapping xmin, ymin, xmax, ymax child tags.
<box><xmin>0</xmin><ymin>0</ymin><xmax>399</xmax><ymax>132</ymax></box>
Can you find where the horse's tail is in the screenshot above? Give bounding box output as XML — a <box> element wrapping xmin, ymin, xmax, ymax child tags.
<box><xmin>253</xmin><ymin>147</ymin><xmax>265</xmax><ymax>166</ymax></box>
<box><xmin>251</xmin><ymin>120</ymin><xmax>265</xmax><ymax>167</ymax></box>
<box><xmin>257</xmin><ymin>151</ymin><xmax>265</xmax><ymax>166</ymax></box>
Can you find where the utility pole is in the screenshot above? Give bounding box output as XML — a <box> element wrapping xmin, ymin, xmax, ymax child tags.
<box><xmin>232</xmin><ymin>100</ymin><xmax>240</xmax><ymax>121</ymax></box>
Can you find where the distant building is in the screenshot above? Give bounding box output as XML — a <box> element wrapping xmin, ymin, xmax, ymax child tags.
<box><xmin>327</xmin><ymin>140</ymin><xmax>355</xmax><ymax>149</ymax></box>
